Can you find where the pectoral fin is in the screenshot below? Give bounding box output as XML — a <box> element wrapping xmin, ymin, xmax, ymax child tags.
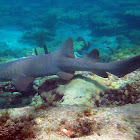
<box><xmin>13</xmin><ymin>74</ymin><xmax>34</xmax><ymax>91</ymax></box>
<box><xmin>57</xmin><ymin>71</ymin><xmax>74</xmax><ymax>80</ymax></box>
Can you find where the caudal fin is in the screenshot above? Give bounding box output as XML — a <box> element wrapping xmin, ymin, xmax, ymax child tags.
<box><xmin>107</xmin><ymin>55</ymin><xmax>140</xmax><ymax>77</ymax></box>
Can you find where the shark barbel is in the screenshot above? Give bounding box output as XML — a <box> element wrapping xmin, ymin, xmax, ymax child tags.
<box><xmin>0</xmin><ymin>38</ymin><xmax>140</xmax><ymax>91</ymax></box>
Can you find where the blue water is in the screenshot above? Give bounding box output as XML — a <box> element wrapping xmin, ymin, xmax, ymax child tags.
<box><xmin>0</xmin><ymin>0</ymin><xmax>139</xmax><ymax>60</ymax></box>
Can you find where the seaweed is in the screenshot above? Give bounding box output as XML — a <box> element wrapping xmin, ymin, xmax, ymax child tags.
<box><xmin>60</xmin><ymin>109</ymin><xmax>99</xmax><ymax>138</ymax></box>
<box><xmin>98</xmin><ymin>84</ymin><xmax>140</xmax><ymax>107</ymax></box>
<box><xmin>43</xmin><ymin>44</ymin><xmax>49</xmax><ymax>54</ymax></box>
<box><xmin>76</xmin><ymin>36</ymin><xmax>91</xmax><ymax>52</ymax></box>
<box><xmin>0</xmin><ymin>110</ymin><xmax>37</xmax><ymax>140</ymax></box>
<box><xmin>34</xmin><ymin>48</ymin><xmax>38</xmax><ymax>55</ymax></box>
<box><xmin>34</xmin><ymin>44</ymin><xmax>49</xmax><ymax>56</ymax></box>
<box><xmin>33</xmin><ymin>29</ymin><xmax>47</xmax><ymax>48</ymax></box>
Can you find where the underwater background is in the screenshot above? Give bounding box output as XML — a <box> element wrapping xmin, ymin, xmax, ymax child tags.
<box><xmin>0</xmin><ymin>0</ymin><xmax>140</xmax><ymax>139</ymax></box>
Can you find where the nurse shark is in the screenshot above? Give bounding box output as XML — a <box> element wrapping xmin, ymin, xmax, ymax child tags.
<box><xmin>0</xmin><ymin>38</ymin><xmax>139</xmax><ymax>91</ymax></box>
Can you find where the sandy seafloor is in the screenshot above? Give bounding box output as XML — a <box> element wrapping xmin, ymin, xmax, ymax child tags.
<box><xmin>1</xmin><ymin>103</ymin><xmax>139</xmax><ymax>140</ymax></box>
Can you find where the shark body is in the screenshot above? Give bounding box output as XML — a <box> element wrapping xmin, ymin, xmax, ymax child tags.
<box><xmin>0</xmin><ymin>38</ymin><xmax>140</xmax><ymax>91</ymax></box>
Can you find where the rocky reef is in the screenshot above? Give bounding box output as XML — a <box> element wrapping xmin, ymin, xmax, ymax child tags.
<box><xmin>0</xmin><ymin>68</ymin><xmax>140</xmax><ymax>139</ymax></box>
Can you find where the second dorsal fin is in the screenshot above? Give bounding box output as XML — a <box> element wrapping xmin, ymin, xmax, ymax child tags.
<box><xmin>84</xmin><ymin>49</ymin><xmax>101</xmax><ymax>62</ymax></box>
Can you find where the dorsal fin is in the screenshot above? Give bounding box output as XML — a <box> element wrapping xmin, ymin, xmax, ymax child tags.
<box><xmin>84</xmin><ymin>49</ymin><xmax>101</xmax><ymax>62</ymax></box>
<box><xmin>55</xmin><ymin>38</ymin><xmax>75</xmax><ymax>58</ymax></box>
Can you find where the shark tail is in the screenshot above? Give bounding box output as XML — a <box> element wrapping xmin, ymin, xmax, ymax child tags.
<box><xmin>106</xmin><ymin>55</ymin><xmax>140</xmax><ymax>77</ymax></box>
<box><xmin>56</xmin><ymin>38</ymin><xmax>140</xmax><ymax>79</ymax></box>
<box><xmin>82</xmin><ymin>49</ymin><xmax>140</xmax><ymax>78</ymax></box>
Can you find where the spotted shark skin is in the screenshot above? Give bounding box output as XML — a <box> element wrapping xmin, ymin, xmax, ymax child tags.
<box><xmin>0</xmin><ymin>38</ymin><xmax>139</xmax><ymax>91</ymax></box>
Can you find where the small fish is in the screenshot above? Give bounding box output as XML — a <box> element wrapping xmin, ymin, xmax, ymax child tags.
<box><xmin>0</xmin><ymin>38</ymin><xmax>139</xmax><ymax>91</ymax></box>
